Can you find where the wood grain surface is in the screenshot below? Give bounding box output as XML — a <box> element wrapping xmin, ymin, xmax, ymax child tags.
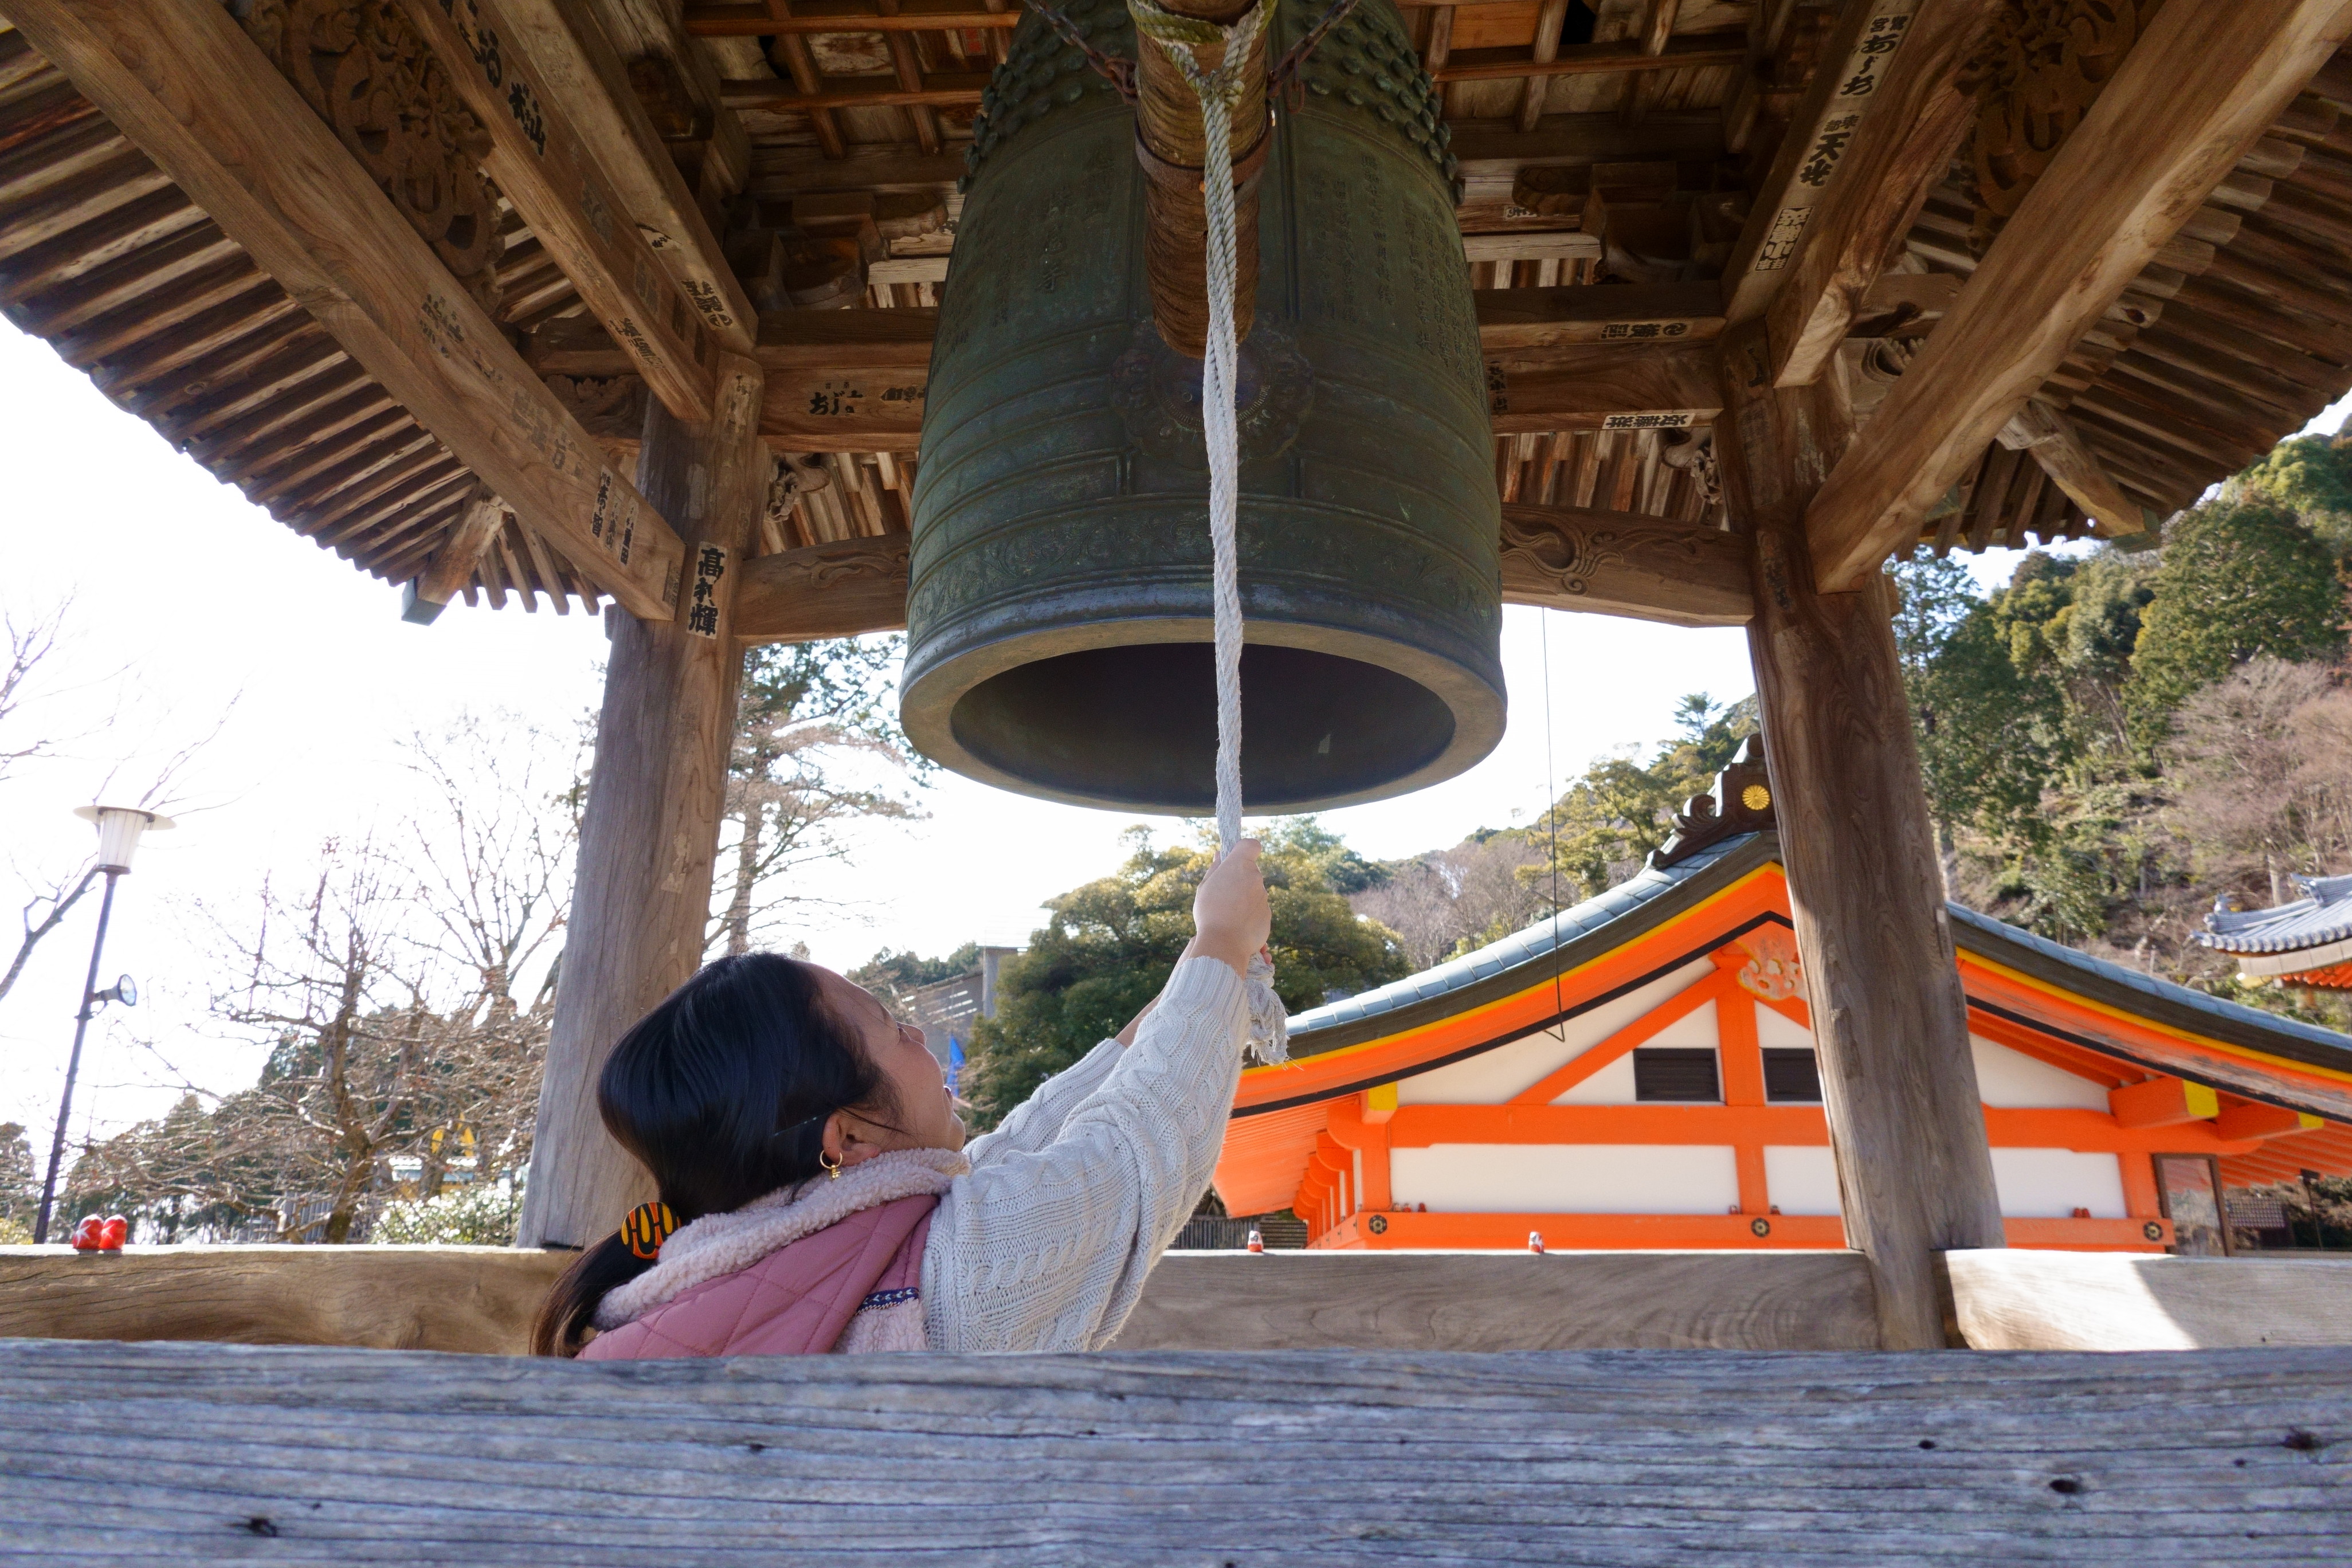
<box><xmin>1117</xmin><ymin>1249</ymin><xmax>1875</xmax><ymax>1350</ymax></box>
<box><xmin>1719</xmin><ymin>319</ymin><xmax>2005</xmax><ymax>1350</ymax></box>
<box><xmin>2</xmin><ymin>1337</ymin><xmax>2347</xmax><ymax>1563</ymax></box>
<box><xmin>1</xmin><ymin>0</ymin><xmax>685</xmax><ymax>620</ymax></box>
<box><xmin>1801</xmin><ymin>0</ymin><xmax>2352</xmax><ymax>588</ymax></box>
<box><xmin>1946</xmin><ymin>1248</ymin><xmax>2352</xmax><ymax>1351</ymax></box>
<box><xmin>0</xmin><ymin>1246</ymin><xmax>1873</xmax><ymax>1355</ymax></box>
<box><xmin>519</xmin><ymin>356</ymin><xmax>767</xmax><ymax>1249</ymax></box>
<box><xmin>1764</xmin><ymin>0</ymin><xmax>1995</xmax><ymax>386</ymax></box>
<box><xmin>0</xmin><ymin>1245</ymin><xmax>565</xmax><ymax>1355</ymax></box>
<box><xmin>1500</xmin><ymin>501</ymin><xmax>1753</xmax><ymax>627</ymax></box>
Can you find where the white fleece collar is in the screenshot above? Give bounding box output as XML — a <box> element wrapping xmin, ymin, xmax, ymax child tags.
<box><xmin>594</xmin><ymin>1146</ymin><xmax>968</xmax><ymax>1328</ymax></box>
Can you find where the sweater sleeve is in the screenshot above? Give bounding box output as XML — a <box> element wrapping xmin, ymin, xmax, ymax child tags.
<box><xmin>961</xmin><ymin>1038</ymin><xmax>1126</xmax><ymax>1164</ymax></box>
<box><xmin>922</xmin><ymin>957</ymin><xmax>1249</xmax><ymax>1353</ymax></box>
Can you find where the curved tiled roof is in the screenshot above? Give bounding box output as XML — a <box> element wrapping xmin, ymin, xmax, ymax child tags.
<box><xmin>1287</xmin><ymin>832</ymin><xmax>1767</xmax><ymax>1042</ymax></box>
<box><xmin>2196</xmin><ymin>873</ymin><xmax>2352</xmax><ymax>955</ymax></box>
<box><xmin>1289</xmin><ymin>830</ymin><xmax>2352</xmax><ymax>1079</ymax></box>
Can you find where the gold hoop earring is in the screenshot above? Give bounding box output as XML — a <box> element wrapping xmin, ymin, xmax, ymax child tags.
<box><xmin>819</xmin><ymin>1148</ymin><xmax>842</xmax><ymax>1180</ymax></box>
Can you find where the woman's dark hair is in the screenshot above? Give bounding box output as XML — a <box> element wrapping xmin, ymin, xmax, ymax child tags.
<box><xmin>531</xmin><ymin>954</ymin><xmax>895</xmax><ymax>1356</ymax></box>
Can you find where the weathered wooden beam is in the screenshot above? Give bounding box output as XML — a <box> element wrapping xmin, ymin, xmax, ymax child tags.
<box><xmin>0</xmin><ymin>1246</ymin><xmax>1877</xmax><ymax>1354</ymax></box>
<box><xmin>688</xmin><ymin>2</ymin><xmax>1021</xmax><ymax>34</ymax></box>
<box><xmin>532</xmin><ymin>292</ymin><xmax>1729</xmax><ymax>375</ymax></box>
<box><xmin>7</xmin><ymin>1336</ymin><xmax>2352</xmax><ymax>1561</ymax></box>
<box><xmin>1722</xmin><ymin>0</ymin><xmax>1925</xmax><ymax>326</ymax></box>
<box><xmin>1763</xmin><ymin>0</ymin><xmax>1994</xmax><ymax>386</ymax></box>
<box><xmin>523</xmin><ymin>355</ymin><xmax>767</xmax><ymax>1249</ymax></box>
<box><xmin>1717</xmin><ymin>321</ymin><xmax>2003</xmax><ymax>1351</ymax></box>
<box><xmin>1499</xmin><ymin>503</ymin><xmax>1749</xmax><ymax>627</ymax></box>
<box><xmin>729</xmin><ymin>500</ymin><xmax>1750</xmax><ymax>645</ymax></box>
<box><xmin>1997</xmin><ymin>399</ymin><xmax>2152</xmax><ymax>538</ymax></box>
<box><xmin>4</xmin><ymin>0</ymin><xmax>684</xmax><ymax>620</ymax></box>
<box><xmin>1432</xmin><ymin>38</ymin><xmax>1747</xmax><ymax>83</ymax></box>
<box><xmin>1803</xmin><ymin>0</ymin><xmax>2352</xmax><ymax>590</ymax></box>
<box><xmin>495</xmin><ymin>0</ymin><xmax>759</xmax><ymax>354</ymax></box>
<box><xmin>1484</xmin><ymin>342</ymin><xmax>1722</xmax><ymax>434</ymax></box>
<box><xmin>531</xmin><ymin>312</ymin><xmax>1732</xmax><ymax>452</ymax></box>
<box><xmin>731</xmin><ymin>532</ymin><xmax>913</xmax><ymax>643</ymax></box>
<box><xmin>1943</xmin><ymin>1251</ymin><xmax>2352</xmax><ymax>1350</ymax></box>
<box><xmin>721</xmin><ymin>72</ymin><xmax>991</xmax><ymax>113</ymax></box>
<box><xmin>393</xmin><ymin>0</ymin><xmax>724</xmax><ymax>421</ymax></box>
<box><xmin>400</xmin><ymin>484</ymin><xmax>509</xmax><ymax>624</ymax></box>
<box><xmin>1473</xmin><ymin>280</ymin><xmax>1723</xmax><ymax>350</ymax></box>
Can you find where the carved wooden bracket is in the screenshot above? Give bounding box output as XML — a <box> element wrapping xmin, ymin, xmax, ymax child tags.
<box><xmin>1499</xmin><ymin>502</ymin><xmax>1753</xmax><ymax>627</ymax></box>
<box><xmin>1967</xmin><ymin>1</ymin><xmax>2142</xmax><ymax>248</ymax></box>
<box><xmin>237</xmin><ymin>0</ymin><xmax>505</xmax><ymax>309</ymax></box>
<box><xmin>1653</xmin><ymin>734</ymin><xmax>1775</xmax><ymax>869</ymax></box>
<box><xmin>731</xmin><ymin>532</ymin><xmax>912</xmax><ymax>644</ymax></box>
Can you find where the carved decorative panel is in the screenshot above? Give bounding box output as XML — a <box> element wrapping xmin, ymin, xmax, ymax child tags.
<box><xmin>237</xmin><ymin>0</ymin><xmax>505</xmax><ymax>308</ymax></box>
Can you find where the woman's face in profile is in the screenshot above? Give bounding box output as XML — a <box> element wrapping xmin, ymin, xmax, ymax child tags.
<box><xmin>816</xmin><ymin>968</ymin><xmax>968</xmax><ymax>1158</ymax></box>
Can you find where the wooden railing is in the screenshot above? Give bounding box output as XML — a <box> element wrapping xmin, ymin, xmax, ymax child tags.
<box><xmin>3</xmin><ymin>1336</ymin><xmax>2347</xmax><ymax>1561</ymax></box>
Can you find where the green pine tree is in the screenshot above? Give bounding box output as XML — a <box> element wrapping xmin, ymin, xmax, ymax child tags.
<box><xmin>959</xmin><ymin>822</ymin><xmax>1408</xmax><ymax>1131</ymax></box>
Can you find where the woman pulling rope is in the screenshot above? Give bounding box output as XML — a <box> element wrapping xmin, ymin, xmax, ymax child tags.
<box><xmin>537</xmin><ymin>0</ymin><xmax>1295</xmax><ymax>1362</ymax></box>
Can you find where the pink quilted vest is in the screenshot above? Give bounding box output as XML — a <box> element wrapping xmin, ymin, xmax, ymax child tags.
<box><xmin>579</xmin><ymin>1194</ymin><xmax>936</xmax><ymax>1361</ymax></box>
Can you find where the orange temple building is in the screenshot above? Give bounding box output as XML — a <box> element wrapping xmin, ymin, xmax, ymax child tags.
<box><xmin>1217</xmin><ymin>746</ymin><xmax>2352</xmax><ymax>1258</ymax></box>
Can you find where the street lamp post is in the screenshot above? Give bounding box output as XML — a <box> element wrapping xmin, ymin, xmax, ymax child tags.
<box><xmin>32</xmin><ymin>805</ymin><xmax>171</xmax><ymax>1245</ymax></box>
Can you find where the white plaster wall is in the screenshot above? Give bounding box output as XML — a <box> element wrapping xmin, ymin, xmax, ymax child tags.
<box><xmin>1989</xmin><ymin>1148</ymin><xmax>2127</xmax><ymax>1218</ymax></box>
<box><xmin>1557</xmin><ymin>1053</ymin><xmax>1637</xmax><ymax>1104</ymax></box>
<box><xmin>1762</xmin><ymin>1145</ymin><xmax>1841</xmax><ymax>1216</ymax></box>
<box><xmin>1755</xmin><ymin>1003</ymin><xmax>1812</xmax><ymax>1050</ymax></box>
<box><xmin>1970</xmin><ymin>1037</ymin><xmax>2111</xmax><ymax>1110</ymax></box>
<box><xmin>1397</xmin><ymin>958</ymin><xmax>1715</xmax><ymax>1104</ymax></box>
<box><xmin>1390</xmin><ymin>1143</ymin><xmax>1741</xmax><ymax>1214</ymax></box>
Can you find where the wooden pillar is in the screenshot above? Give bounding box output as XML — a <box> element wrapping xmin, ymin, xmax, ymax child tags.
<box><xmin>1714</xmin><ymin>322</ymin><xmax>2004</xmax><ymax>1350</ymax></box>
<box><xmin>518</xmin><ymin>354</ymin><xmax>767</xmax><ymax>1250</ymax></box>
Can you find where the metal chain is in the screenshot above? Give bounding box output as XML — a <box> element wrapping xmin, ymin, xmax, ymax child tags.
<box><xmin>1264</xmin><ymin>0</ymin><xmax>1365</xmax><ymax>105</ymax></box>
<box><xmin>1020</xmin><ymin>0</ymin><xmax>1138</xmax><ymax>100</ymax></box>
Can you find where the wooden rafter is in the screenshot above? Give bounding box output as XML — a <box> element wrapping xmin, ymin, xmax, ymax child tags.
<box><xmin>393</xmin><ymin>0</ymin><xmax>726</xmax><ymax>420</ymax></box>
<box><xmin>3</xmin><ymin>0</ymin><xmax>684</xmax><ymax>620</ymax></box>
<box><xmin>493</xmin><ymin>0</ymin><xmax>759</xmax><ymax>351</ymax></box>
<box><xmin>1763</xmin><ymin>0</ymin><xmax>1994</xmax><ymax>388</ymax></box>
<box><xmin>1722</xmin><ymin>0</ymin><xmax>1924</xmax><ymax>327</ymax></box>
<box><xmin>1805</xmin><ymin>0</ymin><xmax>2352</xmax><ymax>591</ymax></box>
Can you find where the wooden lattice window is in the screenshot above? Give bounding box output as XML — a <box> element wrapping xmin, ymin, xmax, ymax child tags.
<box><xmin>1633</xmin><ymin>1048</ymin><xmax>1720</xmax><ymax>1103</ymax></box>
<box><xmin>1762</xmin><ymin>1048</ymin><xmax>1824</xmax><ymax>1104</ymax></box>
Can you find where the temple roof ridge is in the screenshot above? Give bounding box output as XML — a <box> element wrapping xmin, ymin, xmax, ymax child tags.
<box><xmin>2196</xmin><ymin>872</ymin><xmax>2352</xmax><ymax>955</ymax></box>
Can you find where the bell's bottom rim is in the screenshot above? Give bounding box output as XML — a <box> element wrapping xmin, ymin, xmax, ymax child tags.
<box><xmin>899</xmin><ymin>616</ymin><xmax>1507</xmax><ymax>816</ymax></box>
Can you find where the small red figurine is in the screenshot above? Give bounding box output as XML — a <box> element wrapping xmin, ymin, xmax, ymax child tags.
<box><xmin>1528</xmin><ymin>1230</ymin><xmax>1546</xmax><ymax>1255</ymax></box>
<box><xmin>69</xmin><ymin>1214</ymin><xmax>127</xmax><ymax>1252</ymax></box>
<box><xmin>1245</xmin><ymin>1226</ymin><xmax>1264</xmax><ymax>1254</ymax></box>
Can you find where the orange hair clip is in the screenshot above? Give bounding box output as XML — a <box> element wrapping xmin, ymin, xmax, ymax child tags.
<box><xmin>620</xmin><ymin>1201</ymin><xmax>678</xmax><ymax>1260</ymax></box>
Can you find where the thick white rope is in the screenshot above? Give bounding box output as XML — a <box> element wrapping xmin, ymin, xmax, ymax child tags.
<box><xmin>1130</xmin><ymin>0</ymin><xmax>1285</xmax><ymax>1063</ymax></box>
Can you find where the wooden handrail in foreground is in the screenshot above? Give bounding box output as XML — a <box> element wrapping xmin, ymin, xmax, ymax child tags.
<box><xmin>2</xmin><ymin>1338</ymin><xmax>2348</xmax><ymax>1560</ymax></box>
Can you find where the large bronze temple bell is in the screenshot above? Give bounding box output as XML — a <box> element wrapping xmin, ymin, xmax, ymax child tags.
<box><xmin>900</xmin><ymin>0</ymin><xmax>1504</xmax><ymax>813</ymax></box>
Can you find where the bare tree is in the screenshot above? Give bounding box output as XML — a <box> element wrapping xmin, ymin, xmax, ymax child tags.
<box><xmin>2167</xmin><ymin>658</ymin><xmax>2352</xmax><ymax>906</ymax></box>
<box><xmin>60</xmin><ymin>717</ymin><xmax>571</xmax><ymax>1242</ymax></box>
<box><xmin>1351</xmin><ymin>834</ymin><xmax>1551</xmax><ymax>970</ymax></box>
<box><xmin>712</xmin><ymin>640</ymin><xmax>927</xmax><ymax>957</ymax></box>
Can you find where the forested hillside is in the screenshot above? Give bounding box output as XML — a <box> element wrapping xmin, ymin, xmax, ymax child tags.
<box><xmin>1895</xmin><ymin>432</ymin><xmax>2352</xmax><ymax>1025</ymax></box>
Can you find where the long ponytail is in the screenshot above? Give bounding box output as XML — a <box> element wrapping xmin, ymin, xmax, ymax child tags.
<box><xmin>530</xmin><ymin>954</ymin><xmax>892</xmax><ymax>1355</ymax></box>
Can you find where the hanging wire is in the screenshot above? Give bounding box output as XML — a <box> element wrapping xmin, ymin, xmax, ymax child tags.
<box><xmin>1540</xmin><ymin>609</ymin><xmax>1565</xmax><ymax>1025</ymax></box>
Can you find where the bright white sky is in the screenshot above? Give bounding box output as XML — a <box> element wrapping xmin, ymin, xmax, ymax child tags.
<box><xmin>2</xmin><ymin>319</ymin><xmax>2340</xmax><ymax>1150</ymax></box>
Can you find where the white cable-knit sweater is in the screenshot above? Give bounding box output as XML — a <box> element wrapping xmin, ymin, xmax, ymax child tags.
<box><xmin>920</xmin><ymin>955</ymin><xmax>1248</xmax><ymax>1353</ymax></box>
